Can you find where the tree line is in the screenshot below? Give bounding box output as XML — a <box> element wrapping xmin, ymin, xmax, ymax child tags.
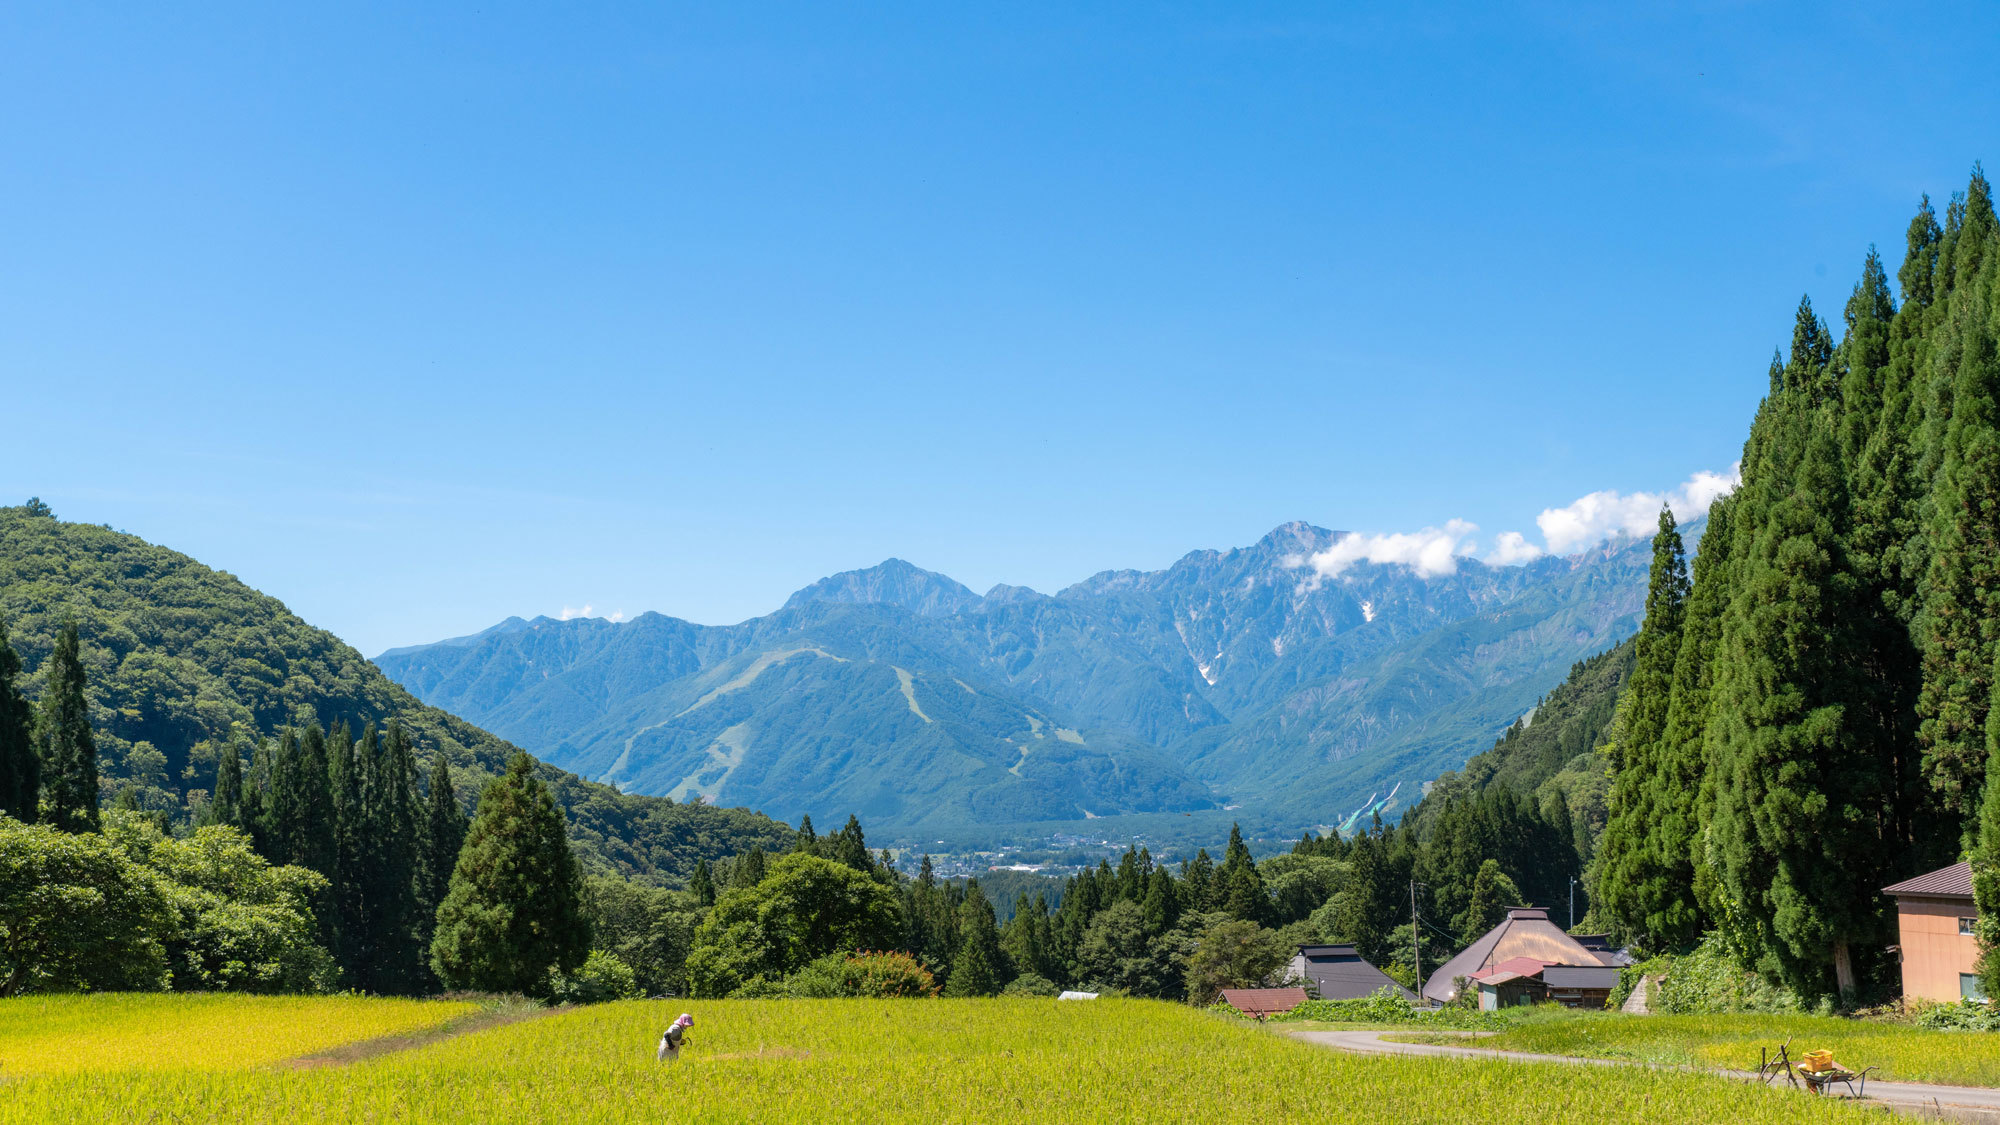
<box><xmin>1592</xmin><ymin>167</ymin><xmax>2000</xmax><ymax>1004</ymax></box>
<box><xmin>1</xmin><ymin>614</ymin><xmax>593</xmax><ymax>997</ymax></box>
<box><xmin>2</xmin><ymin>607</ymin><xmax>1600</xmax><ymax>1004</ymax></box>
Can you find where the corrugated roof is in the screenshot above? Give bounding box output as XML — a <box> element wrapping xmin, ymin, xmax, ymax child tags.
<box><xmin>1883</xmin><ymin>861</ymin><xmax>1973</xmax><ymax>899</ymax></box>
<box><xmin>1293</xmin><ymin>948</ymin><xmax>1416</xmax><ymax>1002</ymax></box>
<box><xmin>1221</xmin><ymin>987</ymin><xmax>1309</xmax><ymax>1016</ymax></box>
<box><xmin>1543</xmin><ymin>966</ymin><xmax>1621</xmax><ymax>989</ymax></box>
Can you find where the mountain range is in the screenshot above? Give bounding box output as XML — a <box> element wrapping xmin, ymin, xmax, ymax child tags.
<box><xmin>376</xmin><ymin>521</ymin><xmax>1672</xmax><ymax>842</ymax></box>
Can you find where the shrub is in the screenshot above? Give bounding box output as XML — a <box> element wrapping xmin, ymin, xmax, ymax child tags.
<box><xmin>1001</xmin><ymin>972</ymin><xmax>1059</xmax><ymax>998</ymax></box>
<box><xmin>732</xmin><ymin>950</ymin><xmax>940</xmax><ymax>999</ymax></box>
<box><xmin>1648</xmin><ymin>932</ymin><xmax>1800</xmax><ymax>1015</ymax></box>
<box><xmin>549</xmin><ymin>951</ymin><xmax>641</xmax><ymax>1005</ymax></box>
<box><xmin>1910</xmin><ymin>998</ymin><xmax>2000</xmax><ymax>1031</ymax></box>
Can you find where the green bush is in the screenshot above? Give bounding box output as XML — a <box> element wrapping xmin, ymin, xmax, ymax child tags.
<box><xmin>1647</xmin><ymin>932</ymin><xmax>1800</xmax><ymax>1015</ymax></box>
<box><xmin>1001</xmin><ymin>972</ymin><xmax>1059</xmax><ymax>997</ymax></box>
<box><xmin>732</xmin><ymin>950</ymin><xmax>941</xmax><ymax>999</ymax></box>
<box><xmin>550</xmin><ymin>951</ymin><xmax>641</xmax><ymax>1005</ymax></box>
<box><xmin>1910</xmin><ymin>998</ymin><xmax>2000</xmax><ymax>1031</ymax></box>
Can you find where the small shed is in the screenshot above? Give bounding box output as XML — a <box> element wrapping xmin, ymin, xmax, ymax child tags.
<box><xmin>1220</xmin><ymin>987</ymin><xmax>1310</xmax><ymax>1017</ymax></box>
<box><xmin>1287</xmin><ymin>944</ymin><xmax>1415</xmax><ymax>1002</ymax></box>
<box><xmin>1470</xmin><ymin>957</ymin><xmax>1620</xmax><ymax>1010</ymax></box>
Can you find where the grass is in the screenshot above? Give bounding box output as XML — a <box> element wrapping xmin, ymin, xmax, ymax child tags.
<box><xmin>0</xmin><ymin>993</ymin><xmax>476</xmax><ymax>1076</ymax></box>
<box><xmin>0</xmin><ymin>995</ymin><xmax>1878</xmax><ymax>1123</ymax></box>
<box><xmin>1473</xmin><ymin>1009</ymin><xmax>2000</xmax><ymax>1088</ymax></box>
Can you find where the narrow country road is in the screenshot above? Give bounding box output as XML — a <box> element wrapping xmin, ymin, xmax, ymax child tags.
<box><xmin>1290</xmin><ymin>1029</ymin><xmax>2000</xmax><ymax>1121</ymax></box>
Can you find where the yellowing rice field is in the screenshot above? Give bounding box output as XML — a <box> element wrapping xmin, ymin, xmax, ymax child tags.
<box><xmin>0</xmin><ymin>995</ymin><xmax>1875</xmax><ymax>1124</ymax></box>
<box><xmin>1475</xmin><ymin>1009</ymin><xmax>2000</xmax><ymax>1089</ymax></box>
<box><xmin>0</xmin><ymin>993</ymin><xmax>475</xmax><ymax>1076</ymax></box>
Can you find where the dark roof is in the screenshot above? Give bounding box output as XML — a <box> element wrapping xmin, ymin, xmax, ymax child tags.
<box><xmin>1221</xmin><ymin>987</ymin><xmax>1309</xmax><ymax>1016</ymax></box>
<box><xmin>1543</xmin><ymin>966</ymin><xmax>1622</xmax><ymax>990</ymax></box>
<box><xmin>1422</xmin><ymin>910</ymin><xmax>1615</xmax><ymax>1002</ymax></box>
<box><xmin>1293</xmin><ymin>946</ymin><xmax>1416</xmax><ymax>1002</ymax></box>
<box><xmin>1884</xmin><ymin>862</ymin><xmax>1974</xmax><ymax>899</ymax></box>
<box><xmin>1571</xmin><ymin>933</ymin><xmax>1614</xmax><ymax>951</ymax></box>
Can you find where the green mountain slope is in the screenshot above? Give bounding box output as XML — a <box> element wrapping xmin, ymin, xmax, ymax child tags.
<box><xmin>0</xmin><ymin>503</ymin><xmax>793</xmax><ymax>883</ymax></box>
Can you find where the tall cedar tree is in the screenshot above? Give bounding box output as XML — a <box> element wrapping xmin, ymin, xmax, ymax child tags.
<box><xmin>1218</xmin><ymin>824</ymin><xmax>1268</xmax><ymax>924</ymax></box>
<box><xmin>430</xmin><ymin>752</ymin><xmax>589</xmax><ymax>995</ymax></box>
<box><xmin>1595</xmin><ymin>509</ymin><xmax>1696</xmax><ymax>949</ymax></box>
<box><xmin>36</xmin><ymin>618</ymin><xmax>98</xmax><ymax>833</ymax></box>
<box><xmin>417</xmin><ymin>750</ymin><xmax>468</xmax><ymax>947</ymax></box>
<box><xmin>942</xmin><ymin>878</ymin><xmax>1004</xmax><ymax>996</ymax></box>
<box><xmin>1705</xmin><ymin>392</ymin><xmax>1892</xmax><ymax>1000</ymax></box>
<box><xmin>1916</xmin><ymin>172</ymin><xmax>2000</xmax><ymax>825</ymax></box>
<box><xmin>1975</xmin><ymin>650</ymin><xmax>2000</xmax><ymax>994</ymax></box>
<box><xmin>206</xmin><ymin>734</ymin><xmax>245</xmax><ymax>827</ymax></box>
<box><xmin>0</xmin><ymin>616</ymin><xmax>36</xmax><ymax>823</ymax></box>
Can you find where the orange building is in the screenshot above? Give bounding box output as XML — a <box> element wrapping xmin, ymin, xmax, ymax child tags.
<box><xmin>1884</xmin><ymin>862</ymin><xmax>1983</xmax><ymax>1002</ymax></box>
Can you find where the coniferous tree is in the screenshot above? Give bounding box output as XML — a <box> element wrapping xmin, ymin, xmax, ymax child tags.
<box><xmin>430</xmin><ymin>752</ymin><xmax>589</xmax><ymax>995</ymax></box>
<box><xmin>832</xmin><ymin>814</ymin><xmax>872</xmax><ymax>872</ymax></box>
<box><xmin>0</xmin><ymin>616</ymin><xmax>36</xmax><ymax>824</ymax></box>
<box><xmin>1972</xmin><ymin>653</ymin><xmax>2000</xmax><ymax>996</ymax></box>
<box><xmin>240</xmin><ymin>736</ymin><xmax>273</xmax><ymax>854</ymax></box>
<box><xmin>364</xmin><ymin>722</ymin><xmax>424</xmax><ymax>993</ymax></box>
<box><xmin>1914</xmin><ymin>179</ymin><xmax>2000</xmax><ymax>826</ymax></box>
<box><xmin>793</xmin><ymin>814</ymin><xmax>816</xmax><ymax>852</ymax></box>
<box><xmin>1218</xmin><ymin>825</ymin><xmax>1268</xmax><ymax>924</ymax></box>
<box><xmin>942</xmin><ymin>879</ymin><xmax>1003</xmax><ymax>997</ymax></box>
<box><xmin>36</xmin><ymin>618</ymin><xmax>98</xmax><ymax>833</ymax></box>
<box><xmin>733</xmin><ymin>845</ymin><xmax>768</xmax><ymax>889</ymax></box>
<box><xmin>416</xmin><ymin>750</ymin><xmax>467</xmax><ymax>948</ymax></box>
<box><xmin>689</xmin><ymin>858</ymin><xmax>716</xmax><ymax>906</ymax></box>
<box><xmin>1706</xmin><ymin>403</ymin><xmax>1891</xmax><ymax>1001</ymax></box>
<box><xmin>207</xmin><ymin>735</ymin><xmax>245</xmax><ymax>828</ymax></box>
<box><xmin>1596</xmin><ymin>509</ymin><xmax>1696</xmax><ymax>948</ymax></box>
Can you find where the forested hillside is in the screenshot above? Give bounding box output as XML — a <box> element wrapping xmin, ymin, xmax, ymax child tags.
<box><xmin>1593</xmin><ymin>167</ymin><xmax>2000</xmax><ymax>1003</ymax></box>
<box><xmin>0</xmin><ymin>503</ymin><xmax>793</xmax><ymax>884</ymax></box>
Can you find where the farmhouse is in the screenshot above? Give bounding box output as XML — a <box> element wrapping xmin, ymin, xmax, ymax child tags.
<box><xmin>1287</xmin><ymin>944</ymin><xmax>1414</xmax><ymax>1001</ymax></box>
<box><xmin>1884</xmin><ymin>862</ymin><xmax>1984</xmax><ymax>1002</ymax></box>
<box><xmin>1421</xmin><ymin>907</ymin><xmax>1624</xmax><ymax>1007</ymax></box>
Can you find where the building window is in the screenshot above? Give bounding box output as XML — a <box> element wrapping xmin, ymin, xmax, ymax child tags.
<box><xmin>1962</xmin><ymin>974</ymin><xmax>1988</xmax><ymax>1002</ymax></box>
<box><xmin>1963</xmin><ymin>917</ymin><xmax>1978</xmax><ymax>936</ymax></box>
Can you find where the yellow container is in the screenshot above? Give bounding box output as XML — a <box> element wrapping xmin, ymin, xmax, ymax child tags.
<box><xmin>1799</xmin><ymin>1050</ymin><xmax>1837</xmax><ymax>1074</ymax></box>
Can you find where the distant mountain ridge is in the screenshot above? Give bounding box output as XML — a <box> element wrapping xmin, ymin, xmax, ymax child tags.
<box><xmin>377</xmin><ymin>521</ymin><xmax>1674</xmax><ymax>840</ymax></box>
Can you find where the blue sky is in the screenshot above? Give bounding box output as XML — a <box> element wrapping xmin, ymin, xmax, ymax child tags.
<box><xmin>4</xmin><ymin>2</ymin><xmax>1995</xmax><ymax>656</ymax></box>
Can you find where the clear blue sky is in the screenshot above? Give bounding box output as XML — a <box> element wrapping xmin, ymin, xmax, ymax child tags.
<box><xmin>4</xmin><ymin>3</ymin><xmax>1995</xmax><ymax>656</ymax></box>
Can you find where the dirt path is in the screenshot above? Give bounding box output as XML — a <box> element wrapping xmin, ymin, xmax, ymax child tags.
<box><xmin>1291</xmin><ymin>1029</ymin><xmax>2000</xmax><ymax>1122</ymax></box>
<box><xmin>284</xmin><ymin>1003</ymin><xmax>561</xmax><ymax>1069</ymax></box>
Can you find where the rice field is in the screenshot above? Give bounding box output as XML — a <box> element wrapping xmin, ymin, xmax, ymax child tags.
<box><xmin>0</xmin><ymin>995</ymin><xmax>1876</xmax><ymax>1123</ymax></box>
<box><xmin>1473</xmin><ymin>1010</ymin><xmax>2000</xmax><ymax>1088</ymax></box>
<box><xmin>0</xmin><ymin>993</ymin><xmax>475</xmax><ymax>1076</ymax></box>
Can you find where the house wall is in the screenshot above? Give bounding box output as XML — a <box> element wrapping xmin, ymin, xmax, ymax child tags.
<box><xmin>1895</xmin><ymin>895</ymin><xmax>1980</xmax><ymax>1003</ymax></box>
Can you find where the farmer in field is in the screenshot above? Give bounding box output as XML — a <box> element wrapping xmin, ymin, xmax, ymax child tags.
<box><xmin>657</xmin><ymin>1013</ymin><xmax>693</xmax><ymax>1061</ymax></box>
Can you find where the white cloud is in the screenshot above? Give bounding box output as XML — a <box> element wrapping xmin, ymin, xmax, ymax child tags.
<box><xmin>558</xmin><ymin>603</ymin><xmax>594</xmax><ymax>620</ymax></box>
<box><xmin>1533</xmin><ymin>464</ymin><xmax>1742</xmax><ymax>556</ymax></box>
<box><xmin>1485</xmin><ymin>530</ymin><xmax>1544</xmax><ymax>566</ymax></box>
<box><xmin>607</xmin><ymin>610</ymin><xmax>628</xmax><ymax>623</ymax></box>
<box><xmin>1299</xmin><ymin>519</ymin><xmax>1479</xmax><ymax>581</ymax></box>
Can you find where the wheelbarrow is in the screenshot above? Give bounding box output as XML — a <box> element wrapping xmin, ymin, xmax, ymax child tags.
<box><xmin>1757</xmin><ymin>1040</ymin><xmax>1879</xmax><ymax>1099</ymax></box>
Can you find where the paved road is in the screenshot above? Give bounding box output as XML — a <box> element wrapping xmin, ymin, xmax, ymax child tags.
<box><xmin>1291</xmin><ymin>1028</ymin><xmax>2000</xmax><ymax>1121</ymax></box>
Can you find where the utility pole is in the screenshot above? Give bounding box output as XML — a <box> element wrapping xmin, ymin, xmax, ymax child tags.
<box><xmin>1410</xmin><ymin>878</ymin><xmax>1421</xmax><ymax>992</ymax></box>
<box><xmin>1569</xmin><ymin>875</ymin><xmax>1577</xmax><ymax>929</ymax></box>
